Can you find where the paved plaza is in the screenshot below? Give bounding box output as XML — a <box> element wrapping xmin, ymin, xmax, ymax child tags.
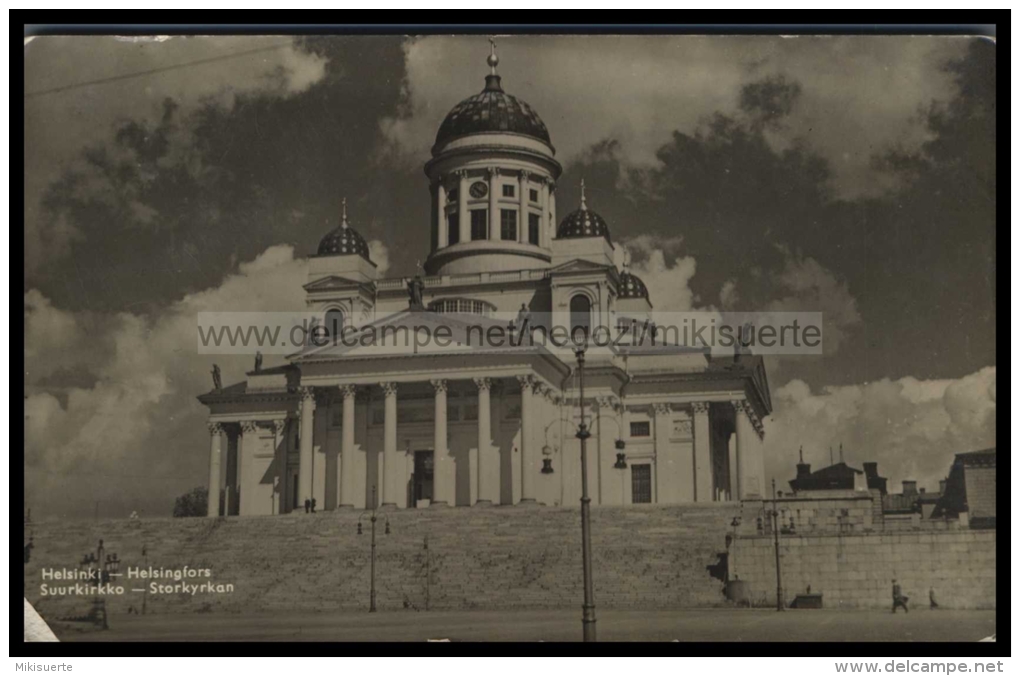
<box><xmin>53</xmin><ymin>608</ymin><xmax>995</xmax><ymax>643</ymax></box>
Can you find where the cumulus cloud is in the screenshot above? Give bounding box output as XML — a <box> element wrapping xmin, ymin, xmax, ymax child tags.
<box><xmin>763</xmin><ymin>366</ymin><xmax>996</xmax><ymax>494</ymax></box>
<box><xmin>368</xmin><ymin>240</ymin><xmax>391</xmax><ymax>276</ymax></box>
<box><xmin>763</xmin><ymin>246</ymin><xmax>862</xmax><ymax>355</ymax></box>
<box><xmin>619</xmin><ymin>234</ymin><xmax>699</xmax><ymax>314</ymax></box>
<box><xmin>25</xmin><ymin>36</ymin><xmax>328</xmax><ymax>274</ymax></box>
<box><xmin>380</xmin><ymin>35</ymin><xmax>966</xmax><ymax>198</ymax></box>
<box><xmin>24</xmin><ymin>245</ymin><xmax>312</xmax><ymax>518</ymax></box>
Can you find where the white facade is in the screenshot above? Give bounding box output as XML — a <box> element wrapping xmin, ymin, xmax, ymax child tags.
<box><xmin>199</xmin><ymin>50</ymin><xmax>772</xmax><ymax>517</ymax></box>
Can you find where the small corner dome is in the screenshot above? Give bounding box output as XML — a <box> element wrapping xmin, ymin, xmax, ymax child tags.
<box><xmin>557</xmin><ymin>207</ymin><xmax>612</xmax><ymax>243</ymax></box>
<box><xmin>556</xmin><ymin>180</ymin><xmax>611</xmax><ymax>243</ymax></box>
<box><xmin>617</xmin><ymin>270</ymin><xmax>649</xmax><ymax>300</ymax></box>
<box><xmin>316</xmin><ymin>199</ymin><xmax>372</xmax><ymax>262</ymax></box>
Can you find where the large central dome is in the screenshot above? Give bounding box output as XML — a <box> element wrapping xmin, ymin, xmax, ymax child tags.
<box><xmin>434</xmin><ymin>73</ymin><xmax>552</xmax><ymax>150</ymax></box>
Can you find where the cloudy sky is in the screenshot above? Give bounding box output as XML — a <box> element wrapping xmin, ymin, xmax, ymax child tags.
<box><xmin>23</xmin><ymin>34</ymin><xmax>996</xmax><ymax>519</ymax></box>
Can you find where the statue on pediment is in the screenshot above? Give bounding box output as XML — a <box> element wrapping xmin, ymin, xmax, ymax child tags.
<box><xmin>408</xmin><ymin>274</ymin><xmax>425</xmax><ymax>311</ymax></box>
<box><xmin>211</xmin><ymin>364</ymin><xmax>222</xmax><ymax>391</ymax></box>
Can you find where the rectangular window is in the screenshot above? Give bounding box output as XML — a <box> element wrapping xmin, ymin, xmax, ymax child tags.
<box><xmin>500</xmin><ymin>209</ymin><xmax>517</xmax><ymax>241</ymax></box>
<box><xmin>528</xmin><ymin>213</ymin><xmax>541</xmax><ymax>245</ymax></box>
<box><xmin>447</xmin><ymin>189</ymin><xmax>458</xmax><ymax>202</ymax></box>
<box><xmin>530</xmin><ymin>188</ymin><xmax>539</xmax><ymax>203</ymax></box>
<box><xmin>630</xmin><ymin>421</ymin><xmax>651</xmax><ymax>437</ymax></box>
<box><xmin>471</xmin><ymin>209</ymin><xmax>488</xmax><ymax>240</ymax></box>
<box><xmin>632</xmin><ymin>465</ymin><xmax>652</xmax><ymax>504</ymax></box>
<box><xmin>447</xmin><ymin>213</ymin><xmax>459</xmax><ymax>245</ymax></box>
<box><xmin>502</xmin><ymin>184</ymin><xmax>515</xmax><ymax>198</ymax></box>
<box><xmin>398</xmin><ymin>406</ymin><xmax>435</xmax><ymax>424</ymax></box>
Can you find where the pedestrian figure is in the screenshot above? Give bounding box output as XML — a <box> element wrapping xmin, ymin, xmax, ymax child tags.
<box><xmin>311</xmin><ymin>497</ymin><xmax>317</xmax><ymax>513</ymax></box>
<box><xmin>929</xmin><ymin>587</ymin><xmax>939</xmax><ymax>609</ymax></box>
<box><xmin>304</xmin><ymin>498</ymin><xmax>311</xmax><ymax>514</ymax></box>
<box><xmin>892</xmin><ymin>579</ymin><xmax>909</xmax><ymax>613</ymax></box>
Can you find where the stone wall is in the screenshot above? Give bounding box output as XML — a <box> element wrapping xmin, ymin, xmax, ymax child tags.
<box><xmin>730</xmin><ymin>529</ymin><xmax>996</xmax><ymax>610</ymax></box>
<box><xmin>24</xmin><ymin>503</ymin><xmax>739</xmax><ymax>622</ymax></box>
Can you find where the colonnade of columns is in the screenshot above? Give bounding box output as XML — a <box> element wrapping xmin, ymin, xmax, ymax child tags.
<box><xmin>206</xmin><ymin>390</ymin><xmax>766</xmax><ymax>516</ymax></box>
<box><xmin>433</xmin><ymin>168</ymin><xmax>556</xmax><ymax>250</ymax></box>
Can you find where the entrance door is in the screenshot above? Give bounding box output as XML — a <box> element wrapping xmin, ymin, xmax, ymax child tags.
<box><xmin>632</xmin><ymin>464</ymin><xmax>652</xmax><ymax>504</ymax></box>
<box><xmin>413</xmin><ymin>451</ymin><xmax>434</xmax><ymax>506</ymax></box>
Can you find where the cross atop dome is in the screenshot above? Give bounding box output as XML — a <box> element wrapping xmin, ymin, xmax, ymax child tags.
<box><xmin>580</xmin><ymin>178</ymin><xmax>588</xmax><ymax>211</ymax></box>
<box><xmin>487</xmin><ymin>36</ymin><xmax>499</xmax><ymax>76</ymax></box>
<box><xmin>340</xmin><ymin>197</ymin><xmax>349</xmax><ymax>229</ymax></box>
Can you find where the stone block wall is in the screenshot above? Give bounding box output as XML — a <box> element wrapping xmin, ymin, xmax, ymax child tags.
<box><xmin>24</xmin><ymin>503</ymin><xmax>739</xmax><ymax>621</ymax></box>
<box><xmin>730</xmin><ymin>529</ymin><xmax>996</xmax><ymax>609</ymax></box>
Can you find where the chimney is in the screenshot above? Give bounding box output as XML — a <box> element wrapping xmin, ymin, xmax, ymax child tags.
<box><xmin>795</xmin><ymin>445</ymin><xmax>810</xmax><ymax>478</ymax></box>
<box><xmin>919</xmin><ymin>488</ymin><xmax>926</xmax><ymax>494</ymax></box>
<box><xmin>902</xmin><ymin>480</ymin><xmax>917</xmax><ymax>496</ymax></box>
<box><xmin>938</xmin><ymin>479</ymin><xmax>947</xmax><ymax>495</ymax></box>
<box><xmin>863</xmin><ymin>462</ymin><xmax>878</xmax><ymax>478</ymax></box>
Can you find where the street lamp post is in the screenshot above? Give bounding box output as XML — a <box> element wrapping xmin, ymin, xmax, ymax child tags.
<box><xmin>78</xmin><ymin>539</ymin><xmax>118</xmax><ymax>630</ymax></box>
<box><xmin>358</xmin><ymin>486</ymin><xmax>389</xmax><ymax>613</ymax></box>
<box><xmin>771</xmin><ymin>478</ymin><xmax>784</xmax><ymax>612</ymax></box>
<box><xmin>574</xmin><ymin>340</ymin><xmax>597</xmax><ymax>643</ymax></box>
<box><xmin>141</xmin><ymin>544</ymin><xmax>148</xmax><ymax>616</ymax></box>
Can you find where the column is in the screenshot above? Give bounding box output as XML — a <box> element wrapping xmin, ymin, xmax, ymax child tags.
<box><xmin>488</xmin><ymin>167</ymin><xmax>500</xmax><ymax>240</ymax></box>
<box><xmin>653</xmin><ymin>403</ymin><xmax>673</xmax><ymax>504</ymax></box>
<box><xmin>238</xmin><ymin>421</ymin><xmax>258</xmax><ymax>516</ymax></box>
<box><xmin>298</xmin><ymin>387</ymin><xmax>315</xmax><ymax>510</ymax></box>
<box><xmin>457</xmin><ymin>170</ymin><xmax>469</xmax><ymax>244</ymax></box>
<box><xmin>692</xmin><ymin>402</ymin><xmax>712</xmax><ymax>502</ymax></box>
<box><xmin>207</xmin><ymin>422</ymin><xmax>223</xmax><ymax>517</ymax></box>
<box><xmin>435</xmin><ymin>179</ymin><xmax>447</xmax><ymax>250</ymax></box>
<box><xmin>518</xmin><ymin>171</ymin><xmax>529</xmax><ymax>243</ymax></box>
<box><xmin>431</xmin><ymin>379</ymin><xmax>450</xmax><ymax>506</ymax></box>
<box><xmin>547</xmin><ymin>181</ymin><xmax>556</xmax><ymax>243</ymax></box>
<box><xmin>541</xmin><ymin>178</ymin><xmax>551</xmax><ymax>247</ymax></box>
<box><xmin>596</xmin><ymin>396</ymin><xmax>619</xmax><ymax>505</ymax></box>
<box><xmin>272</xmin><ymin>419</ymin><xmax>287</xmax><ymax>514</ymax></box>
<box><xmin>338</xmin><ymin>385</ymin><xmax>357</xmax><ymax>508</ymax></box>
<box><xmin>380</xmin><ymin>382</ymin><xmax>399</xmax><ymax>507</ymax></box>
<box><xmin>518</xmin><ymin>375</ymin><xmax>537</xmax><ymax>503</ymax></box>
<box><xmin>474</xmin><ymin>378</ymin><xmax>494</xmax><ymax>504</ymax></box>
<box><xmin>728</xmin><ymin>427</ymin><xmax>738</xmax><ymax>501</ymax></box>
<box><xmin>732</xmin><ymin>400</ymin><xmax>763</xmax><ymax>499</ymax></box>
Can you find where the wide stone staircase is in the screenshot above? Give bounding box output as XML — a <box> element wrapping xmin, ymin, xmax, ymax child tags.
<box><xmin>24</xmin><ymin>503</ymin><xmax>739</xmax><ymax>619</ymax></box>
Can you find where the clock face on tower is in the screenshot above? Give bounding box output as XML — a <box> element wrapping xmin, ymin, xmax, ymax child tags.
<box><xmin>469</xmin><ymin>181</ymin><xmax>488</xmax><ymax>199</ymax></box>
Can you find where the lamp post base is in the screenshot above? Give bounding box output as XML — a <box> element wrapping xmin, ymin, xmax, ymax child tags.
<box><xmin>582</xmin><ymin>606</ymin><xmax>597</xmax><ymax>643</ymax></box>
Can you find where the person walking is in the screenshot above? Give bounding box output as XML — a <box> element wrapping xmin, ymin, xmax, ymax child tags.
<box><xmin>892</xmin><ymin>579</ymin><xmax>909</xmax><ymax>613</ymax></box>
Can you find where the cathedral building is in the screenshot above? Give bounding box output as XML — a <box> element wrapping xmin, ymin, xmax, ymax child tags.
<box><xmin>198</xmin><ymin>45</ymin><xmax>772</xmax><ymax>517</ymax></box>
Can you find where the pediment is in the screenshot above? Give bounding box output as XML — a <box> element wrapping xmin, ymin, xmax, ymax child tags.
<box><xmin>303</xmin><ymin>275</ymin><xmax>369</xmax><ymax>292</ymax></box>
<box><xmin>548</xmin><ymin>259</ymin><xmax>615</xmax><ymax>275</ymax></box>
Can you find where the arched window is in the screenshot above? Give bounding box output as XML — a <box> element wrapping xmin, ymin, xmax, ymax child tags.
<box><xmin>324</xmin><ymin>308</ymin><xmax>345</xmax><ymax>338</ymax></box>
<box><xmin>569</xmin><ymin>294</ymin><xmax>592</xmax><ymax>342</ymax></box>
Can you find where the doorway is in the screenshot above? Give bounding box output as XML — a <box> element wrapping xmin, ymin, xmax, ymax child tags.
<box><xmin>631</xmin><ymin>464</ymin><xmax>652</xmax><ymax>504</ymax></box>
<box><xmin>413</xmin><ymin>450</ymin><xmax>434</xmax><ymax>506</ymax></box>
